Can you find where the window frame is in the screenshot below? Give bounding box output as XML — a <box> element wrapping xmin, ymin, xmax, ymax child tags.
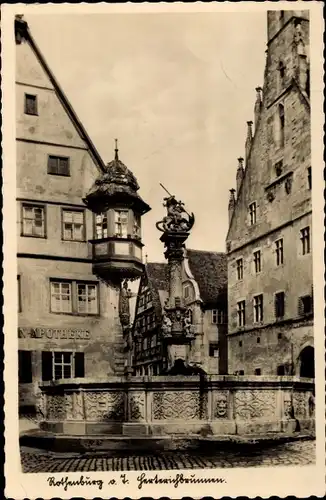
<box><xmin>253</xmin><ymin>249</ymin><xmax>262</xmax><ymax>274</ymax></box>
<box><xmin>307</xmin><ymin>167</ymin><xmax>312</xmax><ymax>190</ymax></box>
<box><xmin>50</xmin><ymin>279</ymin><xmax>100</xmax><ymax>316</ymax></box>
<box><xmin>21</xmin><ymin>203</ymin><xmax>46</xmax><ymax>238</ymax></box>
<box><xmin>114</xmin><ymin>209</ymin><xmax>129</xmax><ymax>238</ymax></box>
<box><xmin>253</xmin><ymin>294</ymin><xmax>264</xmax><ymax>323</ymax></box>
<box><xmin>300</xmin><ymin>226</ymin><xmax>311</xmax><ymax>255</ymax></box>
<box><xmin>275</xmin><ymin>291</ymin><xmax>285</xmax><ymax>319</ymax></box>
<box><xmin>209</xmin><ymin>342</ymin><xmax>219</xmax><ymax>358</ymax></box>
<box><xmin>237</xmin><ymin>300</ymin><xmax>246</xmax><ymax>327</ymax></box>
<box><xmin>47</xmin><ymin>155</ymin><xmax>70</xmax><ymax>177</ymax></box>
<box><xmin>236</xmin><ymin>258</ymin><xmax>243</xmax><ymax>280</ymax></box>
<box><xmin>24</xmin><ymin>93</ymin><xmax>38</xmax><ymax>116</ymax></box>
<box><xmin>275</xmin><ymin>238</ymin><xmax>284</xmax><ymax>266</ymax></box>
<box><xmin>278</xmin><ymin>103</ymin><xmax>285</xmax><ymax>148</ymax></box>
<box><xmin>248</xmin><ymin>201</ymin><xmax>257</xmax><ymax>225</ymax></box>
<box><xmin>61</xmin><ymin>208</ymin><xmax>86</xmax><ymax>242</ymax></box>
<box><xmin>94</xmin><ymin>212</ymin><xmax>108</xmax><ymax>239</ymax></box>
<box><xmin>53</xmin><ymin>351</ymin><xmax>74</xmax><ymax>380</ymax></box>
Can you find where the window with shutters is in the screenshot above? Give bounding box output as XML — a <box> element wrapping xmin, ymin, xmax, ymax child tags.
<box><xmin>236</xmin><ymin>258</ymin><xmax>243</xmax><ymax>280</ymax></box>
<box><xmin>275</xmin><ymin>238</ymin><xmax>284</xmax><ymax>266</ymax></box>
<box><xmin>62</xmin><ymin>210</ymin><xmax>85</xmax><ymax>241</ymax></box>
<box><xmin>50</xmin><ymin>280</ymin><xmax>99</xmax><ymax>315</ymax></box>
<box><xmin>47</xmin><ymin>155</ymin><xmax>70</xmax><ymax>176</ymax></box>
<box><xmin>24</xmin><ymin>94</ymin><xmax>38</xmax><ymax>115</ymax></box>
<box><xmin>95</xmin><ymin>213</ymin><xmax>108</xmax><ymax>239</ymax></box>
<box><xmin>300</xmin><ymin>227</ymin><xmax>311</xmax><ymax>255</ymax></box>
<box><xmin>253</xmin><ymin>294</ymin><xmax>263</xmax><ymax>323</ymax></box>
<box><xmin>18</xmin><ymin>350</ymin><xmax>32</xmax><ymax>383</ymax></box>
<box><xmin>298</xmin><ymin>295</ymin><xmax>313</xmax><ymax>316</ymax></box>
<box><xmin>114</xmin><ymin>210</ymin><xmax>128</xmax><ymax>237</ymax></box>
<box><xmin>22</xmin><ymin>204</ymin><xmax>46</xmax><ymax>238</ymax></box>
<box><xmin>275</xmin><ymin>291</ymin><xmax>285</xmax><ymax>319</ymax></box>
<box><xmin>41</xmin><ymin>351</ymin><xmax>84</xmax><ymax>381</ymax></box>
<box><xmin>237</xmin><ymin>300</ymin><xmax>246</xmax><ymax>327</ymax></box>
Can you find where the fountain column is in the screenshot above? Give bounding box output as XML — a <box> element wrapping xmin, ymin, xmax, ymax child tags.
<box><xmin>156</xmin><ymin>194</ymin><xmax>195</xmax><ymax>373</ymax></box>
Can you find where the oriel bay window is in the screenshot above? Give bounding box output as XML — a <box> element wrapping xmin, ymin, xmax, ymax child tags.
<box><xmin>41</xmin><ymin>351</ymin><xmax>85</xmax><ymax>381</ymax></box>
<box><xmin>50</xmin><ymin>280</ymin><xmax>99</xmax><ymax>315</ymax></box>
<box><xmin>22</xmin><ymin>204</ymin><xmax>45</xmax><ymax>237</ymax></box>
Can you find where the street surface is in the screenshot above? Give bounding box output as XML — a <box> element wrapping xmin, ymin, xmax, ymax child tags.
<box><xmin>21</xmin><ymin>439</ymin><xmax>315</xmax><ymax>472</ymax></box>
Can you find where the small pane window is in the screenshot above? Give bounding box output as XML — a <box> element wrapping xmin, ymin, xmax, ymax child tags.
<box><xmin>22</xmin><ymin>204</ymin><xmax>45</xmax><ymax>237</ymax></box>
<box><xmin>51</xmin><ymin>281</ymin><xmax>72</xmax><ymax>313</ymax></box>
<box><xmin>62</xmin><ymin>210</ymin><xmax>84</xmax><ymax>241</ymax></box>
<box><xmin>209</xmin><ymin>343</ymin><xmax>219</xmax><ymax>358</ymax></box>
<box><xmin>48</xmin><ymin>155</ymin><xmax>70</xmax><ymax>176</ymax></box>
<box><xmin>95</xmin><ymin>213</ymin><xmax>108</xmax><ymax>239</ymax></box>
<box><xmin>24</xmin><ymin>94</ymin><xmax>38</xmax><ymax>115</ymax></box>
<box><xmin>53</xmin><ymin>352</ymin><xmax>73</xmax><ymax>380</ymax></box>
<box><xmin>115</xmin><ymin>210</ymin><xmax>128</xmax><ymax>238</ymax></box>
<box><xmin>77</xmin><ymin>283</ymin><xmax>98</xmax><ymax>315</ymax></box>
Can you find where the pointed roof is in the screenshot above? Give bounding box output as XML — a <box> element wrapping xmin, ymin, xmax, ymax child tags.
<box><xmin>83</xmin><ymin>146</ymin><xmax>151</xmax><ymax>214</ymax></box>
<box><xmin>141</xmin><ymin>250</ymin><xmax>227</xmax><ymax>309</ymax></box>
<box><xmin>186</xmin><ymin>249</ymin><xmax>227</xmax><ymax>307</ymax></box>
<box><xmin>15</xmin><ymin>16</ymin><xmax>106</xmax><ymax>173</ymax></box>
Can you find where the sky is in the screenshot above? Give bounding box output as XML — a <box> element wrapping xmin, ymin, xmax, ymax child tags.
<box><xmin>26</xmin><ymin>12</ymin><xmax>267</xmax><ymax>263</ymax></box>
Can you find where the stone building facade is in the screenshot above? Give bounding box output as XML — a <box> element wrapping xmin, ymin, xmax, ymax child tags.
<box><xmin>226</xmin><ymin>10</ymin><xmax>313</xmax><ymax>377</ymax></box>
<box><xmin>16</xmin><ymin>17</ymin><xmax>149</xmax><ymax>413</ymax></box>
<box><xmin>132</xmin><ymin>250</ymin><xmax>228</xmax><ymax>376</ymax></box>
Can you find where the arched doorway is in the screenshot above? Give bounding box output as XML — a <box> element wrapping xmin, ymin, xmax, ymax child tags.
<box><xmin>299</xmin><ymin>346</ymin><xmax>315</xmax><ymax>378</ymax></box>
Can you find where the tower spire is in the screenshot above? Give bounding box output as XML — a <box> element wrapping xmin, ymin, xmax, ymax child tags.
<box><xmin>114</xmin><ymin>138</ymin><xmax>119</xmax><ymax>160</ymax></box>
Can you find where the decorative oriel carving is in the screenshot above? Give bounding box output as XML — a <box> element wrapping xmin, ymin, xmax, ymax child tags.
<box><xmin>234</xmin><ymin>390</ymin><xmax>276</xmax><ymax>420</ymax></box>
<box><xmin>156</xmin><ymin>196</ymin><xmax>195</xmax><ymax>234</ymax></box>
<box><xmin>119</xmin><ymin>280</ymin><xmax>131</xmax><ymax>329</ymax></box>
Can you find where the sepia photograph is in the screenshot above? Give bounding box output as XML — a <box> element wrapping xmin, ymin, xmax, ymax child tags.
<box><xmin>2</xmin><ymin>2</ymin><xmax>325</xmax><ymax>498</ymax></box>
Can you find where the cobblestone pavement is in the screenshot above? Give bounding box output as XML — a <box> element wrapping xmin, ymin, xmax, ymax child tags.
<box><xmin>20</xmin><ymin>440</ymin><xmax>315</xmax><ymax>472</ymax></box>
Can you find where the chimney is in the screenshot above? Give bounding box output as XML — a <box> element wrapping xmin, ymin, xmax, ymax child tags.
<box><xmin>245</xmin><ymin>121</ymin><xmax>253</xmax><ymax>166</ymax></box>
<box><xmin>254</xmin><ymin>87</ymin><xmax>263</xmax><ymax>129</ymax></box>
<box><xmin>228</xmin><ymin>189</ymin><xmax>236</xmax><ymax>225</ymax></box>
<box><xmin>236</xmin><ymin>157</ymin><xmax>244</xmax><ymax>195</ymax></box>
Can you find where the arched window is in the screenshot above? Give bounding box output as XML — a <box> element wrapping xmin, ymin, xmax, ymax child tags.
<box><xmin>278</xmin><ymin>104</ymin><xmax>285</xmax><ymax>147</ymax></box>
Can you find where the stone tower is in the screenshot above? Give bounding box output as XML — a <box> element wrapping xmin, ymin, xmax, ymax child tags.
<box><xmin>226</xmin><ymin>10</ymin><xmax>312</xmax><ymax>377</ymax></box>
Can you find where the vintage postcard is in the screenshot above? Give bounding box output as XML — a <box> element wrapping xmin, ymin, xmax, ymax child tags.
<box><xmin>2</xmin><ymin>1</ymin><xmax>325</xmax><ymax>498</ymax></box>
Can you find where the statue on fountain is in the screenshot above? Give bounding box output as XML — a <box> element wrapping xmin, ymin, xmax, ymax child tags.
<box><xmin>156</xmin><ymin>194</ymin><xmax>195</xmax><ymax>234</ymax></box>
